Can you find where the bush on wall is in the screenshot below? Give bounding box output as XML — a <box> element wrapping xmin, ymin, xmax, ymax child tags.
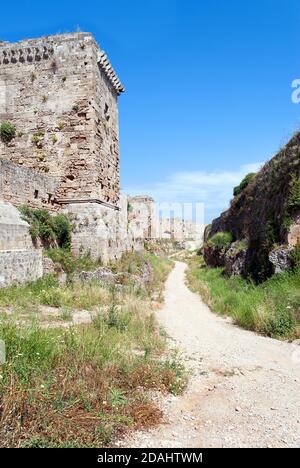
<box><xmin>19</xmin><ymin>206</ymin><xmax>72</xmax><ymax>249</ymax></box>
<box><xmin>233</xmin><ymin>172</ymin><xmax>256</xmax><ymax>197</ymax></box>
<box><xmin>0</xmin><ymin>121</ymin><xmax>16</xmax><ymax>144</ymax></box>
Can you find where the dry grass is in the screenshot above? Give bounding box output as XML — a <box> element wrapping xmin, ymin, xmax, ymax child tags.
<box><xmin>0</xmin><ymin>252</ymin><xmax>185</xmax><ymax>447</ymax></box>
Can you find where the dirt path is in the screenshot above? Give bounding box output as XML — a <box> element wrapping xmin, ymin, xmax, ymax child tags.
<box><xmin>122</xmin><ymin>261</ymin><xmax>300</xmax><ymax>448</ymax></box>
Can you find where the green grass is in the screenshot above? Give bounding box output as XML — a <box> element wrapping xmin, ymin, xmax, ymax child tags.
<box><xmin>45</xmin><ymin>248</ymin><xmax>100</xmax><ymax>274</ymax></box>
<box><xmin>187</xmin><ymin>256</ymin><xmax>300</xmax><ymax>339</ymax></box>
<box><xmin>109</xmin><ymin>251</ymin><xmax>173</xmax><ymax>300</ymax></box>
<box><xmin>0</xmin><ymin>274</ymin><xmax>111</xmax><ymax>311</ymax></box>
<box><xmin>0</xmin><ymin>251</ymin><xmax>185</xmax><ymax>447</ymax></box>
<box><xmin>0</xmin><ymin>252</ymin><xmax>173</xmax><ymax>313</ymax></box>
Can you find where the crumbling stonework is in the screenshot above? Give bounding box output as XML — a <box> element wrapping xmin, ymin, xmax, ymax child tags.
<box><xmin>0</xmin><ymin>32</ymin><xmax>202</xmax><ymax>282</ymax></box>
<box><xmin>269</xmin><ymin>246</ymin><xmax>293</xmax><ymax>274</ymax></box>
<box><xmin>225</xmin><ymin>243</ymin><xmax>247</xmax><ymax>277</ymax></box>
<box><xmin>61</xmin><ymin>194</ymin><xmax>143</xmax><ymax>264</ymax></box>
<box><xmin>0</xmin><ymin>159</ymin><xmax>59</xmax><ymax>210</ymax></box>
<box><xmin>158</xmin><ymin>217</ymin><xmax>204</xmax><ymax>244</ymax></box>
<box><xmin>0</xmin><ymin>32</ymin><xmax>127</xmax><ymax>265</ymax></box>
<box><xmin>128</xmin><ymin>196</ymin><xmax>157</xmax><ymax>240</ymax></box>
<box><xmin>0</xmin><ymin>32</ymin><xmax>123</xmax><ymax>206</ymax></box>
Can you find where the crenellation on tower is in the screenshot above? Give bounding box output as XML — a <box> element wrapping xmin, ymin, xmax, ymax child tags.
<box><xmin>0</xmin><ymin>32</ymin><xmax>124</xmax><ymax>208</ymax></box>
<box><xmin>0</xmin><ymin>32</ymin><xmax>203</xmax><ymax>283</ymax></box>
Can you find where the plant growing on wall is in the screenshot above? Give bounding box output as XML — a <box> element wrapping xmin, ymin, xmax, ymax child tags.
<box><xmin>283</xmin><ymin>173</ymin><xmax>300</xmax><ymax>229</ymax></box>
<box><xmin>233</xmin><ymin>172</ymin><xmax>256</xmax><ymax>197</ymax></box>
<box><xmin>31</xmin><ymin>132</ymin><xmax>44</xmax><ymax>147</ymax></box>
<box><xmin>19</xmin><ymin>206</ymin><xmax>72</xmax><ymax>250</ymax></box>
<box><xmin>0</xmin><ymin>122</ymin><xmax>16</xmax><ymax>144</ymax></box>
<box><xmin>287</xmin><ymin>173</ymin><xmax>300</xmax><ymax>211</ymax></box>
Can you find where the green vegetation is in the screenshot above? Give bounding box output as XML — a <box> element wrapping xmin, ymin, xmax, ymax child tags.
<box><xmin>207</xmin><ymin>231</ymin><xmax>233</xmax><ymax>248</ymax></box>
<box><xmin>31</xmin><ymin>132</ymin><xmax>44</xmax><ymax>145</ymax></box>
<box><xmin>287</xmin><ymin>174</ymin><xmax>300</xmax><ymax>211</ymax></box>
<box><xmin>0</xmin><ymin>252</ymin><xmax>185</xmax><ymax>447</ymax></box>
<box><xmin>0</xmin><ymin>304</ymin><xmax>185</xmax><ymax>447</ymax></box>
<box><xmin>0</xmin><ymin>121</ymin><xmax>16</xmax><ymax>144</ymax></box>
<box><xmin>283</xmin><ymin>174</ymin><xmax>300</xmax><ymax>230</ymax></box>
<box><xmin>110</xmin><ymin>251</ymin><xmax>173</xmax><ymax>300</ymax></box>
<box><xmin>46</xmin><ymin>248</ymin><xmax>99</xmax><ymax>275</ymax></box>
<box><xmin>290</xmin><ymin>241</ymin><xmax>300</xmax><ymax>269</ymax></box>
<box><xmin>19</xmin><ymin>206</ymin><xmax>72</xmax><ymax>249</ymax></box>
<box><xmin>187</xmin><ymin>256</ymin><xmax>299</xmax><ymax>339</ymax></box>
<box><xmin>233</xmin><ymin>172</ymin><xmax>256</xmax><ymax>197</ymax></box>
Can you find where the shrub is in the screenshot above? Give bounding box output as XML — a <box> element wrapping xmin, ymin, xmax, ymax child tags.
<box><xmin>52</xmin><ymin>214</ymin><xmax>72</xmax><ymax>250</ymax></box>
<box><xmin>0</xmin><ymin>121</ymin><xmax>16</xmax><ymax>143</ymax></box>
<box><xmin>45</xmin><ymin>248</ymin><xmax>99</xmax><ymax>274</ymax></box>
<box><xmin>233</xmin><ymin>172</ymin><xmax>256</xmax><ymax>197</ymax></box>
<box><xmin>287</xmin><ymin>173</ymin><xmax>300</xmax><ymax>212</ymax></box>
<box><xmin>208</xmin><ymin>231</ymin><xmax>233</xmax><ymax>248</ymax></box>
<box><xmin>31</xmin><ymin>132</ymin><xmax>44</xmax><ymax>146</ymax></box>
<box><xmin>19</xmin><ymin>206</ymin><xmax>71</xmax><ymax>249</ymax></box>
<box><xmin>264</xmin><ymin>306</ymin><xmax>296</xmax><ymax>337</ymax></box>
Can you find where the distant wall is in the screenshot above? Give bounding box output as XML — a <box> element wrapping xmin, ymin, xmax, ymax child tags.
<box><xmin>0</xmin><ymin>159</ymin><xmax>59</xmax><ymax>210</ymax></box>
<box><xmin>128</xmin><ymin>196</ymin><xmax>157</xmax><ymax>239</ymax></box>
<box><xmin>61</xmin><ymin>197</ymin><xmax>143</xmax><ymax>264</ymax></box>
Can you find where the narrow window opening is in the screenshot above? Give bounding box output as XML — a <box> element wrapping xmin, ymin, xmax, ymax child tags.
<box><xmin>104</xmin><ymin>103</ymin><xmax>110</xmax><ymax>122</ymax></box>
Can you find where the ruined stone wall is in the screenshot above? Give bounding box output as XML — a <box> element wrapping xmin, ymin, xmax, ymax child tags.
<box><xmin>62</xmin><ymin>194</ymin><xmax>143</xmax><ymax>264</ymax></box>
<box><xmin>158</xmin><ymin>217</ymin><xmax>185</xmax><ymax>240</ymax></box>
<box><xmin>0</xmin><ymin>32</ymin><xmax>122</xmax><ymax>206</ymax></box>
<box><xmin>157</xmin><ymin>217</ymin><xmax>205</xmax><ymax>244</ymax></box>
<box><xmin>128</xmin><ymin>196</ymin><xmax>157</xmax><ymax>240</ymax></box>
<box><xmin>0</xmin><ymin>201</ymin><xmax>43</xmax><ymax>287</ymax></box>
<box><xmin>0</xmin><ymin>159</ymin><xmax>59</xmax><ymax>210</ymax></box>
<box><xmin>0</xmin><ymin>250</ymin><xmax>43</xmax><ymax>288</ymax></box>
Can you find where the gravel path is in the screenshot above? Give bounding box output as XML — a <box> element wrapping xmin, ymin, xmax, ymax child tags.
<box><xmin>122</xmin><ymin>261</ymin><xmax>300</xmax><ymax>448</ymax></box>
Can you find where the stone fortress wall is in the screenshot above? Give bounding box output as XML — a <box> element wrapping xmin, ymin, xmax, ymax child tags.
<box><xmin>0</xmin><ymin>201</ymin><xmax>42</xmax><ymax>287</ymax></box>
<box><xmin>0</xmin><ymin>159</ymin><xmax>59</xmax><ymax>209</ymax></box>
<box><xmin>0</xmin><ymin>32</ymin><xmax>122</xmax><ymax>205</ymax></box>
<box><xmin>0</xmin><ymin>32</ymin><xmax>203</xmax><ymax>287</ymax></box>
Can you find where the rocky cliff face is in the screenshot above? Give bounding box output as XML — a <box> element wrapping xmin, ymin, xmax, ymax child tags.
<box><xmin>205</xmin><ymin>132</ymin><xmax>300</xmax><ymax>281</ymax></box>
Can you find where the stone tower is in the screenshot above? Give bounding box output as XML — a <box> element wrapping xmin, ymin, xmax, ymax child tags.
<box><xmin>0</xmin><ymin>32</ymin><xmax>124</xmax><ymax>208</ymax></box>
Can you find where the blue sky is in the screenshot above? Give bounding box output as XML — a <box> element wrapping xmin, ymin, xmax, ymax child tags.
<box><xmin>1</xmin><ymin>0</ymin><xmax>300</xmax><ymax>221</ymax></box>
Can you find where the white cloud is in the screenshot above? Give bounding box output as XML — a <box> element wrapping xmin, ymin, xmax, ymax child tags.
<box><xmin>124</xmin><ymin>162</ymin><xmax>263</xmax><ymax>222</ymax></box>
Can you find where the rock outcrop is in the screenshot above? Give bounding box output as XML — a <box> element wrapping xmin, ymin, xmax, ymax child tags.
<box><xmin>269</xmin><ymin>246</ymin><xmax>293</xmax><ymax>274</ymax></box>
<box><xmin>204</xmin><ymin>131</ymin><xmax>300</xmax><ymax>281</ymax></box>
<box><xmin>224</xmin><ymin>242</ymin><xmax>247</xmax><ymax>277</ymax></box>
